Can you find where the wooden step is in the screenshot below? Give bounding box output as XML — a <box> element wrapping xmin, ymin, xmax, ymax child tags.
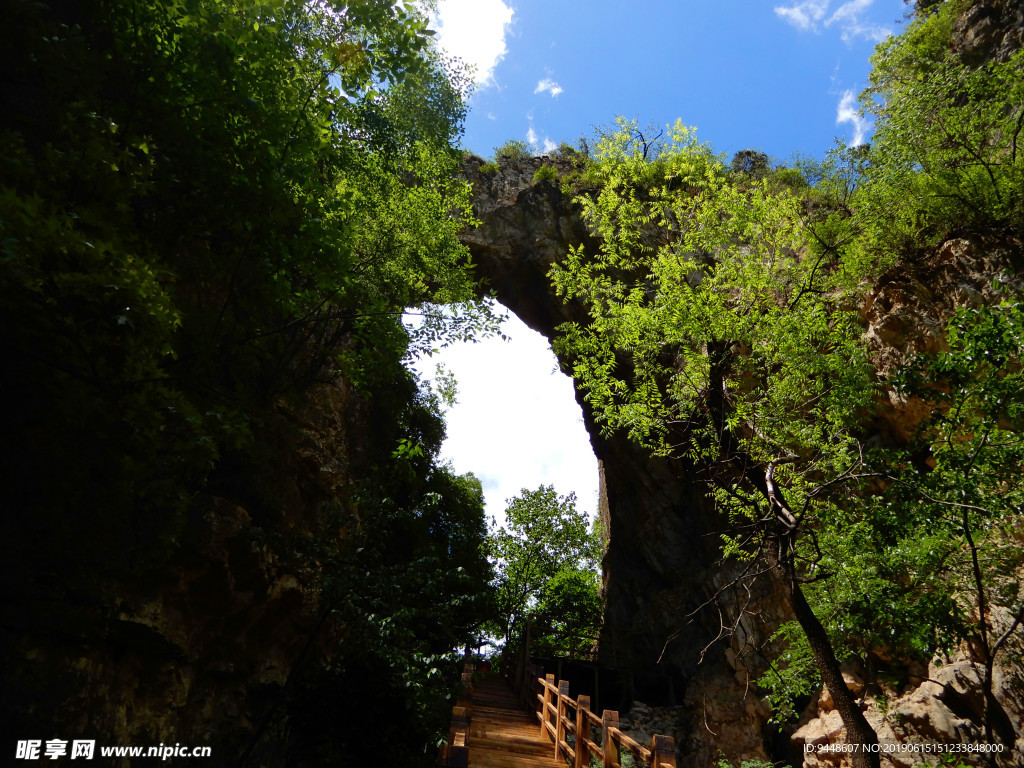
<box><xmin>461</xmin><ymin>673</ymin><xmax>562</xmax><ymax>768</ymax></box>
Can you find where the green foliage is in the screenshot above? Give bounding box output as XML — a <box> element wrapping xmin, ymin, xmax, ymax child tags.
<box><xmin>577</xmin><ymin>117</ymin><xmax>722</xmax><ymax>191</ymax></box>
<box><xmin>550</xmin><ymin>85</ymin><xmax>1023</xmax><ymax>734</ymax></box>
<box><xmin>292</xmin><ymin>429</ymin><xmax>493</xmax><ymax>764</ymax></box>
<box><xmin>494</xmin><ymin>138</ymin><xmax>532</xmax><ymax>163</ymax></box>
<box><xmin>430</xmin><ymin>362</ymin><xmax>460</xmax><ymax>409</ymax></box>
<box><xmin>883</xmin><ymin>299</ymin><xmax>1024</xmax><ymax>645</ymax></box>
<box><xmin>542</xmin><ymin>3</ymin><xmax>1024</xmax><ymax>738</ymax></box>
<box><xmin>533</xmin><ymin>163</ymin><xmax>560</xmax><ymax>185</ymax></box>
<box><xmin>729</xmin><ymin>149</ymin><xmax>771</xmax><ymax>179</ymax></box>
<box><xmin>756</xmin><ymin>622</ymin><xmax>821</xmax><ymax>726</ymax></box>
<box><xmin>552</xmin><ymin>121</ymin><xmax>872</xmax><ymax>479</ymax></box>
<box><xmin>808</xmin><ymin>505</ymin><xmax>966</xmax><ymax>661</ymax></box>
<box><xmin>0</xmin><ymin>0</ymin><xmax>488</xmax><ymax>570</ymax></box>
<box><xmin>767</xmin><ymin>166</ymin><xmax>809</xmax><ymax>191</ymax></box>
<box><xmin>479</xmin><ymin>161</ymin><xmax>500</xmax><ymax>175</ymax></box>
<box><xmin>858</xmin><ymin>3</ymin><xmax>1024</xmax><ymax>253</ymax></box>
<box><xmin>487</xmin><ymin>486</ymin><xmax>601</xmax><ymax>656</ymax></box>
<box><xmin>927</xmin><ymin>756</ymin><xmax>973</xmax><ymax>768</ymax></box>
<box><xmin>558</xmin><ymin>141</ymin><xmax>581</xmax><ymax>157</ymax></box>
<box><xmin>715</xmin><ymin>756</ymin><xmax>779</xmax><ymax>768</ymax></box>
<box><xmin>530</xmin><ymin>568</ymin><xmax>602</xmax><ymax>659</ymax></box>
<box><xmin>0</xmin><ymin>0</ymin><xmax>496</xmax><ymax>761</ymax></box>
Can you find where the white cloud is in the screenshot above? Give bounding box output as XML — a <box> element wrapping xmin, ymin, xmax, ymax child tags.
<box><xmin>827</xmin><ymin>0</ymin><xmax>890</xmax><ymax>42</ymax></box>
<box><xmin>410</xmin><ymin>312</ymin><xmax>600</xmax><ymax>528</ymax></box>
<box><xmin>526</xmin><ymin>123</ymin><xmax>557</xmax><ymax>155</ymax></box>
<box><xmin>774</xmin><ymin>0</ymin><xmax>828</xmax><ymax>32</ymax></box>
<box><xmin>775</xmin><ymin>0</ymin><xmax>891</xmax><ymax>42</ymax></box>
<box><xmin>836</xmin><ymin>90</ymin><xmax>872</xmax><ymax>145</ymax></box>
<box><xmin>534</xmin><ymin>77</ymin><xmax>564</xmax><ymax>97</ymax></box>
<box><xmin>433</xmin><ymin>0</ymin><xmax>514</xmax><ymax>87</ymax></box>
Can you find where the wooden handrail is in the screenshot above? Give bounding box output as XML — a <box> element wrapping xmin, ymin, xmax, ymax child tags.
<box><xmin>437</xmin><ymin>661</ymin><xmax>475</xmax><ymax>767</ymax></box>
<box><xmin>522</xmin><ymin>668</ymin><xmax>677</xmax><ymax>768</ymax></box>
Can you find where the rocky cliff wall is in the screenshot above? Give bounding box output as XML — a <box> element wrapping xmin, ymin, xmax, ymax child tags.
<box><xmin>462</xmin><ymin>155</ymin><xmax>780</xmax><ymax>764</ymax></box>
<box><xmin>2</xmin><ymin>376</ymin><xmax>375</xmax><ymax>766</ymax></box>
<box><xmin>460</xmin><ymin>134</ymin><xmax>1024</xmax><ymax>767</ymax></box>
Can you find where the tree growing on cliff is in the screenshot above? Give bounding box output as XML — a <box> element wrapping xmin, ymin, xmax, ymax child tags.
<box><xmin>548</xmin><ymin>0</ymin><xmax>1024</xmax><ymax>753</ymax></box>
<box><xmin>859</xmin><ymin>1</ymin><xmax>1024</xmax><ymax>255</ymax></box>
<box><xmin>550</xmin><ymin>119</ymin><xmax>884</xmax><ymax>766</ymax></box>
<box><xmin>886</xmin><ymin>300</ymin><xmax>1024</xmax><ymax>753</ymax></box>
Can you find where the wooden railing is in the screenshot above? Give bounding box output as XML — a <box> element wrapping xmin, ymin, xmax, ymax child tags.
<box><xmin>437</xmin><ymin>661</ymin><xmax>475</xmax><ymax>767</ymax></box>
<box><xmin>521</xmin><ymin>662</ymin><xmax>677</xmax><ymax>768</ymax></box>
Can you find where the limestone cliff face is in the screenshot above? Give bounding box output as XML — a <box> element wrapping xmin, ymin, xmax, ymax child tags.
<box><xmin>950</xmin><ymin>0</ymin><xmax>1024</xmax><ymax>66</ymax></box>
<box><xmin>462</xmin><ymin>155</ymin><xmax>777</xmax><ymax>765</ymax></box>
<box><xmin>460</xmin><ymin>143</ymin><xmax>1024</xmax><ymax>766</ymax></box>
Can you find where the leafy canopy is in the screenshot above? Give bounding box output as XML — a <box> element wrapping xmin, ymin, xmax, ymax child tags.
<box><xmin>552</xmin><ymin>119</ymin><xmax>874</xmax><ymax>497</ymax></box>
<box><xmin>487</xmin><ymin>486</ymin><xmax>601</xmax><ymax>658</ymax></box>
<box><xmin>1</xmin><ymin>0</ymin><xmax>498</xmax><ymax>763</ymax></box>
<box><xmin>0</xmin><ymin>0</ymin><xmax>495</xmax><ymax>570</ymax></box>
<box><xmin>548</xmin><ymin>0</ymin><xmax>1024</xmax><ymax>730</ymax></box>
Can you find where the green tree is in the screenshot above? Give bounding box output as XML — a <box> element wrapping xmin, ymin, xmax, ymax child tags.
<box><xmin>773</xmin><ymin>300</ymin><xmax>1024</xmax><ymax>753</ymax></box>
<box><xmin>550</xmin><ymin>119</ymin><xmax>882</xmax><ymax>767</ymax></box>
<box><xmin>531</xmin><ymin>569</ymin><xmax>602</xmax><ymax>660</ymax></box>
<box><xmin>488</xmin><ymin>486</ymin><xmax>601</xmax><ymax>657</ymax></box>
<box><xmin>295</xmin><ymin>396</ymin><xmax>495</xmax><ymax>764</ymax></box>
<box><xmin>729</xmin><ymin>149</ymin><xmax>771</xmax><ymax>179</ymax></box>
<box><xmin>0</xmin><ymin>0</ymin><xmax>496</xmax><ymax>762</ymax></box>
<box><xmin>0</xmin><ymin>0</ymin><xmax>495</xmax><ymax>576</ymax></box>
<box><xmin>858</xmin><ymin>1</ymin><xmax>1024</xmax><ymax>255</ymax></box>
<box><xmin>884</xmin><ymin>300</ymin><xmax>1024</xmax><ymax>752</ymax></box>
<box><xmin>494</xmin><ymin>138</ymin><xmax>532</xmax><ymax>163</ymax></box>
<box><xmin>747</xmin><ymin>3</ymin><xmax>1024</xmax><ymax>746</ymax></box>
<box><xmin>551</xmin><ymin>53</ymin><xmax>1024</xmax><ymax>756</ymax></box>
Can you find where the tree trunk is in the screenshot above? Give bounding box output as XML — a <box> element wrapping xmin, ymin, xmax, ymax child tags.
<box><xmin>766</xmin><ymin>536</ymin><xmax>881</xmax><ymax>768</ymax></box>
<box><xmin>706</xmin><ymin>360</ymin><xmax>880</xmax><ymax>767</ymax></box>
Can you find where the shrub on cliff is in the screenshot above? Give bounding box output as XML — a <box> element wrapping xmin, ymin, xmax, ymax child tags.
<box><xmin>494</xmin><ymin>138</ymin><xmax>532</xmax><ymax>163</ymax></box>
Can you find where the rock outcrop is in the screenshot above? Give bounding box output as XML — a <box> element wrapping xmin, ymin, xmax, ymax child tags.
<box><xmin>793</xmin><ymin>598</ymin><xmax>1024</xmax><ymax>767</ymax></box>
<box><xmin>461</xmin><ymin>145</ymin><xmax>1024</xmax><ymax>767</ymax></box>
<box><xmin>462</xmin><ymin>154</ymin><xmax>779</xmax><ymax>766</ymax></box>
<box><xmin>950</xmin><ymin>0</ymin><xmax>1024</xmax><ymax>67</ymax></box>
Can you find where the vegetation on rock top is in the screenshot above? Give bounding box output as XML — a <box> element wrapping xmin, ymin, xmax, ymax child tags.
<box><xmin>547</xmin><ymin>1</ymin><xmax>1024</xmax><ymax>763</ymax></box>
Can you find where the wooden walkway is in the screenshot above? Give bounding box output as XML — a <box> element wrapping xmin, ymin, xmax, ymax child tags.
<box><xmin>465</xmin><ymin>673</ymin><xmax>563</xmax><ymax>768</ymax></box>
<box><xmin>438</xmin><ymin>662</ymin><xmax>676</xmax><ymax>768</ymax></box>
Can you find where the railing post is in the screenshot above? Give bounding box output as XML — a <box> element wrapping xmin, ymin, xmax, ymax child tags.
<box><xmin>523</xmin><ymin>663</ymin><xmax>536</xmax><ymax>709</ymax></box>
<box><xmin>574</xmin><ymin>695</ymin><xmax>590</xmax><ymax>768</ymax></box>
<box><xmin>555</xmin><ymin>680</ymin><xmax>570</xmax><ymax>759</ymax></box>
<box><xmin>540</xmin><ymin>673</ymin><xmax>555</xmax><ymax>739</ymax></box>
<box><xmin>440</xmin><ymin>706</ymin><xmax>470</xmax><ymax>767</ymax></box>
<box><xmin>531</xmin><ymin>667</ymin><xmax>542</xmax><ymax>720</ymax></box>
<box><xmin>457</xmin><ymin>663</ymin><xmax>473</xmax><ymax>708</ymax></box>
<box><xmin>601</xmin><ymin>710</ymin><xmax>619</xmax><ymax>768</ymax></box>
<box><xmin>649</xmin><ymin>734</ymin><xmax>676</xmax><ymax>768</ymax></box>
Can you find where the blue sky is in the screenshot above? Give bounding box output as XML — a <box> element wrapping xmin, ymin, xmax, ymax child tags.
<box><xmin>434</xmin><ymin>0</ymin><xmax>908</xmax><ymax>159</ymax></box>
<box><xmin>415</xmin><ymin>0</ymin><xmax>909</xmax><ymax>526</ymax></box>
